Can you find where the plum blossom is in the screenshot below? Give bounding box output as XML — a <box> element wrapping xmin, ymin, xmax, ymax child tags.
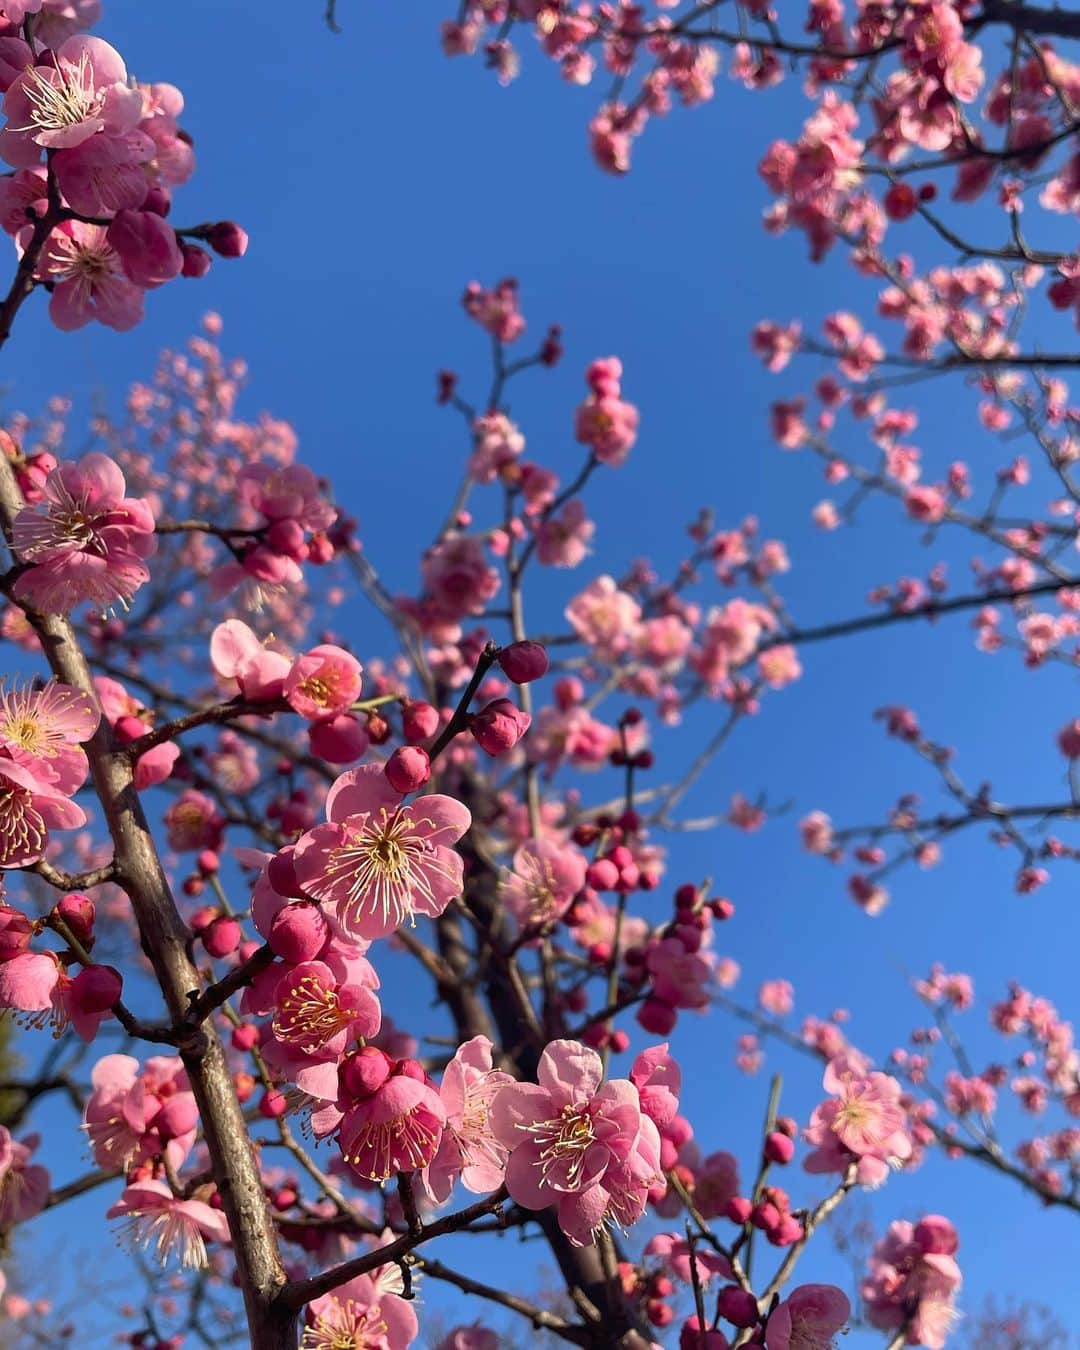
<box><xmin>0</xmin><ymin>679</ymin><xmax>97</xmax><ymax>794</ymax></box>
<box><xmin>765</xmin><ymin>1284</ymin><xmax>851</xmax><ymax>1350</ymax></box>
<box><xmin>862</xmin><ymin>1218</ymin><xmax>962</xmax><ymax>1349</ymax></box>
<box><xmin>107</xmin><ymin>1179</ymin><xmax>231</xmax><ymax>1270</ymax></box>
<box><xmin>302</xmin><ymin>1266</ymin><xmax>418</xmax><ymax>1350</ymax></box>
<box><xmin>424</xmin><ymin>1035</ymin><xmax>513</xmax><ymax>1203</ymax></box>
<box><xmin>0</xmin><ymin>1126</ymin><xmax>49</xmax><ymax>1225</ymax></box>
<box><xmin>12</xmin><ymin>452</ymin><xmax>157</xmax><ymax>613</ymax></box>
<box><xmin>499</xmin><ymin>837</ymin><xmax>586</xmax><ymax>931</ymax></box>
<box><xmin>490</xmin><ymin>1039</ymin><xmax>664</xmax><ymax>1245</ymax></box>
<box><xmin>293</xmin><ymin>765</ymin><xmax>471</xmax><ymax>940</ymax></box>
<box><xmin>804</xmin><ymin>1054</ymin><xmax>912</xmax><ymax>1185</ymax></box>
<box><xmin>83</xmin><ymin>1053</ymin><xmax>199</xmax><ymax>1170</ymax></box>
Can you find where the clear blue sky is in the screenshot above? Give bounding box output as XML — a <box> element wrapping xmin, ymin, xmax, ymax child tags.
<box><xmin>5</xmin><ymin>1</ymin><xmax>1079</xmax><ymax>1343</ymax></box>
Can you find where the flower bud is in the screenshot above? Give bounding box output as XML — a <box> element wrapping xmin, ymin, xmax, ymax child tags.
<box><xmin>53</xmin><ymin>892</ymin><xmax>95</xmax><ymax>946</ymax></box>
<box><xmin>764</xmin><ymin>1131</ymin><xmax>795</xmax><ymax>1165</ymax></box>
<box><xmin>716</xmin><ymin>1286</ymin><xmax>759</xmax><ymax>1328</ymax></box>
<box><xmin>70</xmin><ymin>963</ymin><xmax>122</xmax><ymax>1013</ymax></box>
<box><xmin>402</xmin><ymin>700</ymin><xmax>440</xmax><ymax>742</ymax></box>
<box><xmin>204</xmin><ymin>220</ymin><xmax>249</xmax><ymax>258</ymax></box>
<box><xmin>384</xmin><ymin>745</ymin><xmax>431</xmax><ymax>794</ymax></box>
<box><xmin>269</xmin><ymin>902</ymin><xmax>328</xmax><ymax>963</ymax></box>
<box><xmin>342</xmin><ymin>1046</ymin><xmax>393</xmax><ymax>1100</ymax></box>
<box><xmin>637</xmin><ymin>999</ymin><xmax>678</xmax><ymax>1036</ymax></box>
<box><xmin>180</xmin><ymin>242</ymin><xmax>211</xmax><ymax>277</ymax></box>
<box><xmin>202</xmin><ymin>916</ymin><xmax>242</xmax><ymax>958</ymax></box>
<box><xmin>470</xmin><ymin>698</ymin><xmax>531</xmax><ymax>756</ymax></box>
<box><xmin>498</xmin><ymin>640</ymin><xmax>549</xmax><ymax>684</ymax></box>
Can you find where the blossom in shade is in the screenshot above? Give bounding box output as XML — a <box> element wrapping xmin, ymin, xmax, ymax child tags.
<box><xmin>765</xmin><ymin>1284</ymin><xmax>851</xmax><ymax>1350</ymax></box>
<box><xmin>499</xmin><ymin>837</ymin><xmax>586</xmax><ymax>931</ymax></box>
<box><xmin>424</xmin><ymin>1035</ymin><xmax>513</xmax><ymax>1203</ymax></box>
<box><xmin>490</xmin><ymin>1039</ymin><xmax>662</xmax><ymax>1246</ymax></box>
<box><xmin>301</xmin><ymin>1268</ymin><xmax>418</xmax><ymax>1350</ymax></box>
<box><xmin>293</xmin><ymin>764</ymin><xmax>471</xmax><ymax>941</ymax></box>
<box><xmin>0</xmin><ymin>680</ymin><xmax>98</xmax><ymax>794</ymax></box>
<box><xmin>0</xmin><ymin>1126</ymin><xmax>49</xmax><ymax>1225</ymax></box>
<box><xmin>11</xmin><ymin>451</ymin><xmax>156</xmax><ymax>613</ymax></box>
<box><xmin>107</xmin><ymin>1179</ymin><xmax>231</xmax><ymax>1270</ymax></box>
<box><xmin>38</xmin><ymin>220</ymin><xmax>146</xmax><ymax>332</ymax></box>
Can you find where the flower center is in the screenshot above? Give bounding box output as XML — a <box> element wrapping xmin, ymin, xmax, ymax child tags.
<box><xmin>301</xmin><ymin>1301</ymin><xmax>388</xmax><ymax>1350</ymax></box>
<box><xmin>0</xmin><ymin>785</ymin><xmax>46</xmax><ymax>865</ymax></box>
<box><xmin>273</xmin><ymin>973</ymin><xmax>357</xmax><ymax>1053</ymax></box>
<box><xmin>2</xmin><ymin>715</ymin><xmax>45</xmax><ymax>754</ymax></box>
<box><xmin>525</xmin><ymin>1102</ymin><xmax>597</xmax><ymax>1187</ymax></box>
<box><xmin>18</xmin><ymin>54</ymin><xmax>103</xmax><ymax>133</ymax></box>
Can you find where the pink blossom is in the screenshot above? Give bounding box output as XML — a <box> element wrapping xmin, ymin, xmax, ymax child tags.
<box><xmin>500</xmin><ymin>837</ymin><xmax>586</xmax><ymax>930</ymax></box>
<box><xmin>0</xmin><ymin>679</ymin><xmax>98</xmax><ymax>794</ymax></box>
<box><xmin>0</xmin><ymin>756</ymin><xmax>86</xmax><ymax>867</ymax></box>
<box><xmin>804</xmin><ymin>1055</ymin><xmax>912</xmax><ymax>1184</ymax></box>
<box><xmin>565</xmin><ymin>576</ymin><xmax>642</xmax><ymax>659</ymax></box>
<box><xmin>107</xmin><ymin>1179</ymin><xmax>231</xmax><ymax>1270</ymax></box>
<box><xmin>424</xmin><ymin>1035</ymin><xmax>513</xmax><ymax>1203</ymax></box>
<box><xmin>338</xmin><ymin>1057</ymin><xmax>447</xmax><ymax>1181</ymax></box>
<box><xmin>759</xmin><ymin>979</ymin><xmax>795</xmax><ymax>1016</ymax></box>
<box><xmin>535</xmin><ymin>498</ymin><xmax>595</xmax><ymax>567</ymax></box>
<box><xmin>0</xmin><ymin>35</ymin><xmax>142</xmax><ymax>163</ymax></box>
<box><xmin>12</xmin><ymin>451</ymin><xmax>156</xmax><ymax>613</ymax></box>
<box><xmin>0</xmin><ymin>1126</ymin><xmax>49</xmax><ymax>1225</ymax></box>
<box><xmin>293</xmin><ymin>764</ymin><xmax>470</xmax><ymax>940</ymax></box>
<box><xmin>765</xmin><ymin>1284</ymin><xmax>851</xmax><ymax>1350</ymax></box>
<box><xmin>490</xmin><ymin>1039</ymin><xmax>661</xmax><ymax>1245</ymax></box>
<box><xmin>39</xmin><ymin>220</ymin><xmax>146</xmax><ymax>331</ymax></box>
<box><xmin>303</xmin><ymin>1268</ymin><xmax>418</xmax><ymax>1350</ymax></box>
<box><xmin>285</xmin><ymin>645</ymin><xmax>363</xmax><ymax>719</ymax></box>
<box><xmin>83</xmin><ymin>1053</ymin><xmax>199</xmax><ymax>1170</ymax></box>
<box><xmin>862</xmin><ymin>1218</ymin><xmax>961</xmax><ymax>1349</ymax></box>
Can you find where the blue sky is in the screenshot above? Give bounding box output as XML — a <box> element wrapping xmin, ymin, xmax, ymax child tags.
<box><xmin>4</xmin><ymin>1</ymin><xmax>1079</xmax><ymax>1344</ymax></box>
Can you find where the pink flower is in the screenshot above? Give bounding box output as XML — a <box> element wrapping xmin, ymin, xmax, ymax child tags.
<box><xmin>293</xmin><ymin>764</ymin><xmax>471</xmax><ymax>940</ymax></box>
<box><xmin>424</xmin><ymin>1035</ymin><xmax>513</xmax><ymax>1203</ymax></box>
<box><xmin>759</xmin><ymin>979</ymin><xmax>795</xmax><ymax>1017</ymax></box>
<box><xmin>338</xmin><ymin>1057</ymin><xmax>447</xmax><ymax>1181</ymax></box>
<box><xmin>692</xmin><ymin>1151</ymin><xmax>741</xmax><ymax>1219</ymax></box>
<box><xmin>209</xmin><ymin>620</ymin><xmax>289</xmax><ymax>700</ymax></box>
<box><xmin>765</xmin><ymin>1284</ymin><xmax>851</xmax><ymax>1350</ymax></box>
<box><xmin>0</xmin><ymin>35</ymin><xmax>142</xmax><ymax>163</ymax></box>
<box><xmin>645</xmin><ymin>1231</ymin><xmax>731</xmax><ymax>1287</ymax></box>
<box><xmin>0</xmin><ymin>756</ymin><xmax>86</xmax><ymax>867</ymax></box>
<box><xmin>468</xmin><ymin>412</ymin><xmax>524</xmax><ymax>483</ymax></box>
<box><xmin>435</xmin><ymin>1327</ymin><xmax>498</xmax><ymax>1350</ymax></box>
<box><xmin>575</xmin><ymin>358</ymin><xmax>639</xmax><ymax>465</ymax></box>
<box><xmin>303</xmin><ymin>1268</ymin><xmax>418</xmax><ymax>1350</ymax></box>
<box><xmin>270</xmin><ymin>958</ymin><xmax>381</xmax><ymax>1060</ymax></box>
<box><xmin>490</xmin><ymin>1039</ymin><xmax>661</xmax><ymax>1246</ymax></box>
<box><xmin>535</xmin><ymin>498</ymin><xmax>595</xmax><ymax>567</ymax></box>
<box><xmin>39</xmin><ymin>220</ymin><xmax>146</xmax><ymax>331</ymax></box>
<box><xmin>12</xmin><ymin>451</ymin><xmax>156</xmax><ymax>613</ymax></box>
<box><xmin>499</xmin><ymin>837</ymin><xmax>586</xmax><ymax>930</ymax></box>
<box><xmin>0</xmin><ymin>679</ymin><xmax>98</xmax><ymax>794</ymax></box>
<box><xmin>0</xmin><ymin>1126</ymin><xmax>49</xmax><ymax>1225</ymax></box>
<box><xmin>565</xmin><ymin>576</ymin><xmax>642</xmax><ymax>660</ymax></box>
<box><xmin>862</xmin><ymin>1219</ymin><xmax>961</xmax><ymax>1349</ymax></box>
<box><xmin>421</xmin><ymin>535</ymin><xmax>500</xmax><ymax>623</ymax></box>
<box><xmin>164</xmin><ymin>789</ymin><xmax>223</xmax><ymax>853</ymax></box>
<box><xmin>237</xmin><ymin>463</ymin><xmax>335</xmax><ymax>534</ymax></box>
<box><xmin>470</xmin><ymin>697</ymin><xmax>531</xmax><ymax>756</ymax></box>
<box><xmin>285</xmin><ymin>645</ymin><xmax>363</xmax><ymax>719</ymax></box>
<box><xmin>107</xmin><ymin>1179</ymin><xmax>231</xmax><ymax>1270</ymax></box>
<box><xmin>804</xmin><ymin>1055</ymin><xmax>912</xmax><ymax>1184</ymax></box>
<box><xmin>83</xmin><ymin>1053</ymin><xmax>198</xmax><ymax>1170</ymax></box>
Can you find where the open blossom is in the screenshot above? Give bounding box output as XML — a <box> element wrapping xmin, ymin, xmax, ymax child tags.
<box><xmin>804</xmin><ymin>1054</ymin><xmax>912</xmax><ymax>1185</ymax></box>
<box><xmin>535</xmin><ymin>498</ymin><xmax>595</xmax><ymax>567</ymax></box>
<box><xmin>575</xmin><ymin>357</ymin><xmax>639</xmax><ymax>465</ymax></box>
<box><xmin>209</xmin><ymin>620</ymin><xmax>290</xmax><ymax>700</ymax></box>
<box><xmin>83</xmin><ymin>1053</ymin><xmax>199</xmax><ymax>1170</ymax></box>
<box><xmin>337</xmin><ymin>1053</ymin><xmax>447</xmax><ymax>1181</ymax></box>
<box><xmin>565</xmin><ymin>575</ymin><xmax>642</xmax><ymax>659</ymax></box>
<box><xmin>38</xmin><ymin>220</ymin><xmax>146</xmax><ymax>331</ymax></box>
<box><xmin>0</xmin><ymin>756</ymin><xmax>86</xmax><ymax>867</ymax></box>
<box><xmin>302</xmin><ymin>1267</ymin><xmax>418</xmax><ymax>1350</ymax></box>
<box><xmin>269</xmin><ymin>957</ymin><xmax>381</xmax><ymax>1062</ymax></box>
<box><xmin>293</xmin><ymin>764</ymin><xmax>471</xmax><ymax>940</ymax></box>
<box><xmin>490</xmin><ymin>1039</ymin><xmax>663</xmax><ymax>1246</ymax></box>
<box><xmin>0</xmin><ymin>679</ymin><xmax>97</xmax><ymax>794</ymax></box>
<box><xmin>0</xmin><ymin>1126</ymin><xmax>49</xmax><ymax>1225</ymax></box>
<box><xmin>107</xmin><ymin>1179</ymin><xmax>231</xmax><ymax>1270</ymax></box>
<box><xmin>862</xmin><ymin>1218</ymin><xmax>962</xmax><ymax>1349</ymax></box>
<box><xmin>285</xmin><ymin>645</ymin><xmax>363</xmax><ymax>719</ymax></box>
<box><xmin>499</xmin><ymin>837</ymin><xmax>586</xmax><ymax>930</ymax></box>
<box><xmin>0</xmin><ymin>35</ymin><xmax>142</xmax><ymax>163</ymax></box>
<box><xmin>424</xmin><ymin>1035</ymin><xmax>513</xmax><ymax>1203</ymax></box>
<box><xmin>12</xmin><ymin>451</ymin><xmax>156</xmax><ymax>614</ymax></box>
<box><xmin>765</xmin><ymin>1284</ymin><xmax>851</xmax><ymax>1350</ymax></box>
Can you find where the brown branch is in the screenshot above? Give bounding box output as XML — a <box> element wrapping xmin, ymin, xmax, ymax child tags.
<box><xmin>281</xmin><ymin>1186</ymin><xmax>509</xmax><ymax>1309</ymax></box>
